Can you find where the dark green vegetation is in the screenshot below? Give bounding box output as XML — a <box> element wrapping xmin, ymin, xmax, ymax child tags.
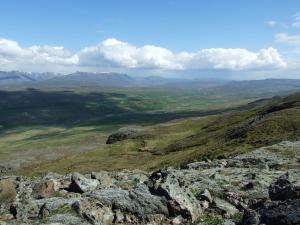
<box><xmin>0</xmin><ymin>86</ymin><xmax>265</xmax><ymax>130</ymax></box>
<box><xmin>1</xmin><ymin>81</ymin><xmax>300</xmax><ymax>176</ymax></box>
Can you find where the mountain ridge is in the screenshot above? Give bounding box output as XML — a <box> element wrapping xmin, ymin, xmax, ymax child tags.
<box><xmin>2</xmin><ymin>70</ymin><xmax>300</xmax><ymax>90</ymax></box>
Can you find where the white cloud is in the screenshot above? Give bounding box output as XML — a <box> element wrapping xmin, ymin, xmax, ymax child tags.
<box><xmin>265</xmin><ymin>20</ymin><xmax>277</xmax><ymax>27</ymax></box>
<box><xmin>79</xmin><ymin>38</ymin><xmax>286</xmax><ymax>71</ymax></box>
<box><xmin>275</xmin><ymin>33</ymin><xmax>300</xmax><ymax>46</ymax></box>
<box><xmin>176</xmin><ymin>48</ymin><xmax>286</xmax><ymax>70</ymax></box>
<box><xmin>0</xmin><ymin>38</ymin><xmax>78</xmax><ymax>72</ymax></box>
<box><xmin>79</xmin><ymin>38</ymin><xmax>182</xmax><ymax>70</ymax></box>
<box><xmin>292</xmin><ymin>12</ymin><xmax>300</xmax><ymax>27</ymax></box>
<box><xmin>0</xmin><ymin>37</ymin><xmax>287</xmax><ymax>73</ymax></box>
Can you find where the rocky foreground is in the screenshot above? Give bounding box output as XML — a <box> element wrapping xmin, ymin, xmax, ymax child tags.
<box><xmin>0</xmin><ymin>141</ymin><xmax>300</xmax><ymax>225</ymax></box>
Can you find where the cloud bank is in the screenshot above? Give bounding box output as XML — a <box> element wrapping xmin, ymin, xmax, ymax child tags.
<box><xmin>0</xmin><ymin>38</ymin><xmax>287</xmax><ymax>74</ymax></box>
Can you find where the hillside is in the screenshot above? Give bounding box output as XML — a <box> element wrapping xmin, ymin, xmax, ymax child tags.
<box><xmin>2</xmin><ymin>91</ymin><xmax>298</xmax><ymax>176</ymax></box>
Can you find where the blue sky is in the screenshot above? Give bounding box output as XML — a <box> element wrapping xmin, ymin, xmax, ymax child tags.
<box><xmin>0</xmin><ymin>0</ymin><xmax>297</xmax><ymax>51</ymax></box>
<box><xmin>0</xmin><ymin>0</ymin><xmax>300</xmax><ymax>79</ymax></box>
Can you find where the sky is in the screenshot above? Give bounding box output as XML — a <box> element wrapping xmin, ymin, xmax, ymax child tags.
<box><xmin>0</xmin><ymin>0</ymin><xmax>300</xmax><ymax>79</ymax></box>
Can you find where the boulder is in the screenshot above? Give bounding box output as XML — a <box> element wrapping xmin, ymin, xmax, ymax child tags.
<box><xmin>260</xmin><ymin>199</ymin><xmax>300</xmax><ymax>225</ymax></box>
<box><xmin>106</xmin><ymin>127</ymin><xmax>145</xmax><ymax>144</ymax></box>
<box><xmin>269</xmin><ymin>174</ymin><xmax>299</xmax><ymax>201</ymax></box>
<box><xmin>69</xmin><ymin>172</ymin><xmax>99</xmax><ymax>193</ymax></box>
<box><xmin>86</xmin><ymin>184</ymin><xmax>169</xmax><ymax>219</ymax></box>
<box><xmin>33</xmin><ymin>179</ymin><xmax>55</xmax><ymax>199</ymax></box>
<box><xmin>0</xmin><ymin>178</ymin><xmax>16</xmax><ymax>203</ymax></box>
<box><xmin>147</xmin><ymin>168</ymin><xmax>202</xmax><ymax>222</ymax></box>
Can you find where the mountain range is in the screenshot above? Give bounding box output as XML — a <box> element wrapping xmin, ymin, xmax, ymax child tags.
<box><xmin>2</xmin><ymin>70</ymin><xmax>300</xmax><ymax>93</ymax></box>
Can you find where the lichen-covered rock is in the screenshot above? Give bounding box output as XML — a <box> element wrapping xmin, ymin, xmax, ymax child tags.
<box><xmin>86</xmin><ymin>184</ymin><xmax>169</xmax><ymax>219</ymax></box>
<box><xmin>147</xmin><ymin>168</ymin><xmax>202</xmax><ymax>222</ymax></box>
<box><xmin>33</xmin><ymin>179</ymin><xmax>55</xmax><ymax>199</ymax></box>
<box><xmin>73</xmin><ymin>198</ymin><xmax>114</xmax><ymax>225</ymax></box>
<box><xmin>69</xmin><ymin>172</ymin><xmax>99</xmax><ymax>193</ymax></box>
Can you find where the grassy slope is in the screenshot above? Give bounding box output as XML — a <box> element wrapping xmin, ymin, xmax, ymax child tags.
<box><xmin>1</xmin><ymin>85</ymin><xmax>300</xmax><ymax>176</ymax></box>
<box><xmin>18</xmin><ymin>93</ymin><xmax>300</xmax><ymax>176</ymax></box>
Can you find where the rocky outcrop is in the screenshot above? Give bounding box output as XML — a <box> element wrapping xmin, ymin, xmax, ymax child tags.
<box><xmin>0</xmin><ymin>141</ymin><xmax>299</xmax><ymax>224</ymax></box>
<box><xmin>147</xmin><ymin>168</ymin><xmax>203</xmax><ymax>222</ymax></box>
<box><xmin>69</xmin><ymin>172</ymin><xmax>100</xmax><ymax>193</ymax></box>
